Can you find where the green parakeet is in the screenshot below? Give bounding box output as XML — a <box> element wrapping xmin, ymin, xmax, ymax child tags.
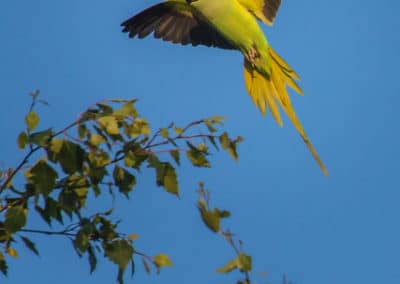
<box><xmin>121</xmin><ymin>0</ymin><xmax>328</xmax><ymax>175</ymax></box>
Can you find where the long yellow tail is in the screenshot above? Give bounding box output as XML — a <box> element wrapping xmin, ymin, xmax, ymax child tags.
<box><xmin>244</xmin><ymin>48</ymin><xmax>328</xmax><ymax>175</ymax></box>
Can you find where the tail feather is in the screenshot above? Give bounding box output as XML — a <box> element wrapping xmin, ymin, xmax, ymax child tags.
<box><xmin>243</xmin><ymin>48</ymin><xmax>328</xmax><ymax>175</ymax></box>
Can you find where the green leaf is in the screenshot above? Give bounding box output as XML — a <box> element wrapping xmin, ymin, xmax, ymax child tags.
<box><xmin>160</xmin><ymin>128</ymin><xmax>169</xmax><ymax>138</ymax></box>
<box><xmin>216</xmin><ymin>253</ymin><xmax>252</xmax><ymax>274</ymax></box>
<box><xmin>78</xmin><ymin>124</ymin><xmax>88</xmax><ymax>140</ymax></box>
<box><xmin>97</xmin><ymin>103</ymin><xmax>113</xmax><ymax>115</ymax></box>
<box><xmin>153</xmin><ymin>254</ymin><xmax>173</xmax><ymax>271</ymax></box>
<box><xmin>216</xmin><ymin>258</ymin><xmax>238</xmax><ymax>273</ymax></box>
<box><xmin>237</xmin><ymin>253</ymin><xmax>252</xmax><ymax>272</ymax></box>
<box><xmin>27</xmin><ymin>160</ymin><xmax>58</xmax><ymax>196</ymax></box>
<box><xmin>142</xmin><ymin>257</ymin><xmax>151</xmax><ymax>274</ymax></box>
<box><xmin>103</xmin><ymin>240</ymin><xmax>134</xmax><ymax>270</ymax></box>
<box><xmin>89</xmin><ymin>133</ymin><xmax>106</xmax><ymax>146</ymax></box>
<box><xmin>170</xmin><ymin>150</ymin><xmax>180</xmax><ymax>166</ymax></box>
<box><xmin>58</xmin><ymin>189</ymin><xmax>81</xmax><ymax>216</ymax></box>
<box><xmin>124</xmin><ymin>151</ymin><xmax>147</xmax><ymax>169</ymax></box>
<box><xmin>17</xmin><ymin>131</ymin><xmax>29</xmax><ymax>149</ymax></box>
<box><xmin>29</xmin><ymin>128</ymin><xmax>53</xmax><ymax>147</ymax></box>
<box><xmin>148</xmin><ymin>157</ymin><xmax>179</xmax><ymax>197</ymax></box>
<box><xmin>20</xmin><ymin>236</ymin><xmax>39</xmax><ymax>256</ymax></box>
<box><xmin>98</xmin><ymin>116</ymin><xmax>120</xmax><ymax>135</ymax></box>
<box><xmin>219</xmin><ymin>133</ymin><xmax>242</xmax><ymax>162</ymax></box>
<box><xmin>207</xmin><ymin>135</ymin><xmax>219</xmax><ymax>150</ymax></box>
<box><xmin>128</xmin><ymin>234</ymin><xmax>139</xmax><ymax>241</ymax></box>
<box><xmin>88</xmin><ymin>245</ymin><xmax>97</xmax><ymax>274</ymax></box>
<box><xmin>204</xmin><ymin>120</ymin><xmax>217</xmax><ymax>133</ymax></box>
<box><xmin>75</xmin><ymin>186</ymin><xmax>89</xmax><ymax>208</ymax></box>
<box><xmin>58</xmin><ymin>140</ymin><xmax>85</xmax><ymax>174</ymax></box>
<box><xmin>197</xmin><ymin>201</ymin><xmax>220</xmax><ymax>233</ymax></box>
<box><xmin>0</xmin><ymin>223</ymin><xmax>10</xmax><ymax>242</ymax></box>
<box><xmin>161</xmin><ymin>164</ymin><xmax>179</xmax><ymax>196</ymax></box>
<box><xmin>210</xmin><ymin>115</ymin><xmax>225</xmax><ymax>124</ymax></box>
<box><xmin>5</xmin><ymin>206</ymin><xmax>26</xmax><ymax>233</ymax></box>
<box><xmin>25</xmin><ymin>111</ymin><xmax>39</xmax><ymax>131</ymax></box>
<box><xmin>0</xmin><ymin>258</ymin><xmax>7</xmax><ymax>276</ymax></box>
<box><xmin>74</xmin><ymin>230</ymin><xmax>89</xmax><ymax>253</ymax></box>
<box><xmin>49</xmin><ymin>138</ymin><xmax>63</xmax><ymax>154</ymax></box>
<box><xmin>113</xmin><ymin>166</ymin><xmax>136</xmax><ymax>197</ymax></box>
<box><xmin>88</xmin><ymin>167</ymin><xmax>107</xmax><ymax>185</ymax></box>
<box><xmin>113</xmin><ymin>100</ymin><xmax>138</xmax><ymax>118</ymax></box>
<box><xmin>217</xmin><ymin>209</ymin><xmax>231</xmax><ymax>219</ymax></box>
<box><xmin>40</xmin><ymin>197</ymin><xmax>63</xmax><ymax>225</ymax></box>
<box><xmin>88</xmin><ymin>150</ymin><xmax>110</xmax><ymax>167</ymax></box>
<box><xmin>7</xmin><ymin>248</ymin><xmax>18</xmax><ymax>258</ymax></box>
<box><xmin>98</xmin><ymin>217</ymin><xmax>118</xmax><ymax>241</ymax></box>
<box><xmin>186</xmin><ymin>142</ymin><xmax>210</xmax><ymax>168</ymax></box>
<box><xmin>173</xmin><ymin>127</ymin><xmax>183</xmax><ymax>135</ymax></box>
<box><xmin>126</xmin><ymin>118</ymin><xmax>150</xmax><ymax>137</ymax></box>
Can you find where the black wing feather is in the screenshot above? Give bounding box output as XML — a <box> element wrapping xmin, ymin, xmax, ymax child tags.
<box><xmin>263</xmin><ymin>0</ymin><xmax>281</xmax><ymax>24</ymax></box>
<box><xmin>121</xmin><ymin>2</ymin><xmax>234</xmax><ymax>50</ymax></box>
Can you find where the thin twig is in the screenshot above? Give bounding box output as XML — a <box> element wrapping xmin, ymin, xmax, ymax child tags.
<box><xmin>20</xmin><ymin>228</ymin><xmax>76</xmax><ymax>237</ymax></box>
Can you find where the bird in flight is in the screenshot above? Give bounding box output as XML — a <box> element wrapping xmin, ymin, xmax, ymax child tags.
<box><xmin>121</xmin><ymin>0</ymin><xmax>328</xmax><ymax>175</ymax></box>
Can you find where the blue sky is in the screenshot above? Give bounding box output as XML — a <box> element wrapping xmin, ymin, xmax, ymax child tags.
<box><xmin>1</xmin><ymin>0</ymin><xmax>400</xmax><ymax>283</ymax></box>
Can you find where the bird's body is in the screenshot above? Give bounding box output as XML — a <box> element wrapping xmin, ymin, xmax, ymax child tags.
<box><xmin>191</xmin><ymin>0</ymin><xmax>272</xmax><ymax>75</ymax></box>
<box><xmin>121</xmin><ymin>0</ymin><xmax>328</xmax><ymax>175</ymax></box>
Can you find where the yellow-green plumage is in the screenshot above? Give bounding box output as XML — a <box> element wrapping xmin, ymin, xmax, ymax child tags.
<box><xmin>121</xmin><ymin>0</ymin><xmax>328</xmax><ymax>175</ymax></box>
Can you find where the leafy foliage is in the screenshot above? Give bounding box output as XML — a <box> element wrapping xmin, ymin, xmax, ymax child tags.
<box><xmin>0</xmin><ymin>93</ymin><xmax>244</xmax><ymax>283</ymax></box>
<box><xmin>197</xmin><ymin>183</ymin><xmax>253</xmax><ymax>283</ymax></box>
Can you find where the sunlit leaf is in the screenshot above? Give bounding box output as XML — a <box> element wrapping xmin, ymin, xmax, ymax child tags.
<box><xmin>153</xmin><ymin>253</ymin><xmax>173</xmax><ymax>271</ymax></box>
<box><xmin>113</xmin><ymin>100</ymin><xmax>138</xmax><ymax>118</ymax></box>
<box><xmin>197</xmin><ymin>201</ymin><xmax>220</xmax><ymax>233</ymax></box>
<box><xmin>160</xmin><ymin>128</ymin><xmax>169</xmax><ymax>138</ymax></box>
<box><xmin>124</xmin><ymin>151</ymin><xmax>147</xmax><ymax>169</ymax></box>
<box><xmin>7</xmin><ymin>248</ymin><xmax>18</xmax><ymax>258</ymax></box>
<box><xmin>49</xmin><ymin>138</ymin><xmax>63</xmax><ymax>154</ymax></box>
<box><xmin>98</xmin><ymin>116</ymin><xmax>119</xmax><ymax>135</ymax></box>
<box><xmin>219</xmin><ymin>132</ymin><xmax>242</xmax><ymax>162</ymax></box>
<box><xmin>89</xmin><ymin>133</ymin><xmax>106</xmax><ymax>146</ymax></box>
<box><xmin>237</xmin><ymin>253</ymin><xmax>252</xmax><ymax>272</ymax></box>
<box><xmin>216</xmin><ymin>258</ymin><xmax>237</xmax><ymax>273</ymax></box>
<box><xmin>162</xmin><ymin>164</ymin><xmax>178</xmax><ymax>196</ymax></box>
<box><xmin>128</xmin><ymin>234</ymin><xmax>139</xmax><ymax>241</ymax></box>
<box><xmin>216</xmin><ymin>253</ymin><xmax>252</xmax><ymax>274</ymax></box>
<box><xmin>25</xmin><ymin>111</ymin><xmax>39</xmax><ymax>132</ymax></box>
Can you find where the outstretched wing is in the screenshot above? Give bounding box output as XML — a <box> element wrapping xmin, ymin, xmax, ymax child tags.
<box><xmin>238</xmin><ymin>0</ymin><xmax>282</xmax><ymax>25</ymax></box>
<box><xmin>121</xmin><ymin>2</ymin><xmax>234</xmax><ymax>49</ymax></box>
